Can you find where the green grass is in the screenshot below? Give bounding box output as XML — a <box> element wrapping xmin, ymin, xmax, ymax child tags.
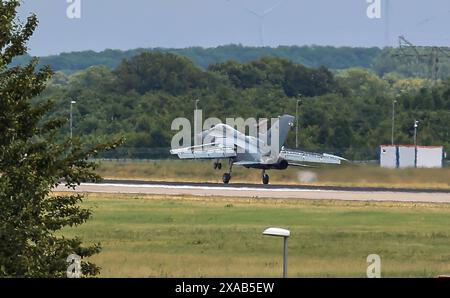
<box><xmin>61</xmin><ymin>194</ymin><xmax>450</xmax><ymax>277</ymax></box>
<box><xmin>95</xmin><ymin>160</ymin><xmax>450</xmax><ymax>189</ymax></box>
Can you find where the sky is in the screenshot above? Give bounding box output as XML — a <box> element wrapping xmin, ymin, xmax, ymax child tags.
<box><xmin>18</xmin><ymin>0</ymin><xmax>450</xmax><ymax>56</ymax></box>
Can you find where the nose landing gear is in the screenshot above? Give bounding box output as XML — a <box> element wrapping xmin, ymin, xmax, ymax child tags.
<box><xmin>222</xmin><ymin>172</ymin><xmax>231</xmax><ymax>184</ymax></box>
<box><xmin>222</xmin><ymin>159</ymin><xmax>233</xmax><ymax>184</ymax></box>
<box><xmin>262</xmin><ymin>170</ymin><xmax>269</xmax><ymax>185</ymax></box>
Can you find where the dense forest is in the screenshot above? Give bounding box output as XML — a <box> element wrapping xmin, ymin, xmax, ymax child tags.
<box><xmin>12</xmin><ymin>45</ymin><xmax>450</xmax><ymax>80</ymax></box>
<box><xmin>12</xmin><ymin>45</ymin><xmax>380</xmax><ymax>72</ymax></box>
<box><xmin>32</xmin><ymin>50</ymin><xmax>450</xmax><ymax>160</ymax></box>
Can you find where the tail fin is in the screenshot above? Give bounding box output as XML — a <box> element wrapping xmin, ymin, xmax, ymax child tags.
<box><xmin>267</xmin><ymin>114</ymin><xmax>295</xmax><ymax>153</ymax></box>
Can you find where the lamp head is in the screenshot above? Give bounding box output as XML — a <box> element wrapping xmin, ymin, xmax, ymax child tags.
<box><xmin>263</xmin><ymin>227</ymin><xmax>290</xmax><ymax>238</ymax></box>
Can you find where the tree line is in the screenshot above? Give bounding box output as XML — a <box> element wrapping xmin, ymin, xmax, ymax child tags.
<box><xmin>11</xmin><ymin>45</ymin><xmax>381</xmax><ymax>73</ymax></box>
<box><xmin>36</xmin><ymin>52</ymin><xmax>450</xmax><ymax>160</ymax></box>
<box><xmin>11</xmin><ymin>45</ymin><xmax>450</xmax><ymax>80</ymax></box>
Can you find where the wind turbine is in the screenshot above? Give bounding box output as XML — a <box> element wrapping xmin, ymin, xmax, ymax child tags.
<box><xmin>227</xmin><ymin>0</ymin><xmax>284</xmax><ymax>46</ymax></box>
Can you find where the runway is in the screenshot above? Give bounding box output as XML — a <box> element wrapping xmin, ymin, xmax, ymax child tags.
<box><xmin>55</xmin><ymin>180</ymin><xmax>450</xmax><ymax>204</ymax></box>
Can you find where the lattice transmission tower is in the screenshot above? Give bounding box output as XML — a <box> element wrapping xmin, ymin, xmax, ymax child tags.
<box><xmin>393</xmin><ymin>35</ymin><xmax>450</xmax><ymax>83</ymax></box>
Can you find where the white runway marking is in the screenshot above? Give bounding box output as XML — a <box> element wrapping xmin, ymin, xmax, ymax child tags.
<box><xmin>81</xmin><ymin>183</ymin><xmax>333</xmax><ymax>193</ymax></box>
<box><xmin>55</xmin><ymin>182</ymin><xmax>450</xmax><ymax>204</ymax></box>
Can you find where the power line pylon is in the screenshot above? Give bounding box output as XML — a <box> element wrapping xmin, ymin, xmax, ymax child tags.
<box><xmin>393</xmin><ymin>35</ymin><xmax>450</xmax><ymax>84</ymax></box>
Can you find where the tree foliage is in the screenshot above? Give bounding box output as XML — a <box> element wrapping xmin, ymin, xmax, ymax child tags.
<box><xmin>10</xmin><ymin>45</ymin><xmax>382</xmax><ymax>73</ymax></box>
<box><xmin>9</xmin><ymin>43</ymin><xmax>450</xmax><ymax>80</ymax></box>
<box><xmin>113</xmin><ymin>52</ymin><xmax>210</xmax><ymax>95</ymax></box>
<box><xmin>0</xmin><ymin>0</ymin><xmax>122</xmax><ymax>277</ymax></box>
<box><xmin>33</xmin><ymin>51</ymin><xmax>450</xmax><ymax>160</ymax></box>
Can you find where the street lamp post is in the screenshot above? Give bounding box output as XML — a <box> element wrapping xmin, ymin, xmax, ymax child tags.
<box><xmin>195</xmin><ymin>99</ymin><xmax>200</xmax><ymax>111</ymax></box>
<box><xmin>295</xmin><ymin>95</ymin><xmax>302</xmax><ymax>148</ymax></box>
<box><xmin>391</xmin><ymin>99</ymin><xmax>397</xmax><ymax>145</ymax></box>
<box><xmin>413</xmin><ymin>120</ymin><xmax>419</xmax><ymax>146</ymax></box>
<box><xmin>70</xmin><ymin>100</ymin><xmax>76</xmax><ymax>138</ymax></box>
<box><xmin>263</xmin><ymin>227</ymin><xmax>291</xmax><ymax>278</ymax></box>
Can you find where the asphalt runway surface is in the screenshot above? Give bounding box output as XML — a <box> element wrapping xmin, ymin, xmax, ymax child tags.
<box><xmin>55</xmin><ymin>179</ymin><xmax>450</xmax><ymax>204</ymax></box>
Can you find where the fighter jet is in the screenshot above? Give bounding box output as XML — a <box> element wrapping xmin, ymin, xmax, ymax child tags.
<box><xmin>170</xmin><ymin>115</ymin><xmax>346</xmax><ymax>184</ymax></box>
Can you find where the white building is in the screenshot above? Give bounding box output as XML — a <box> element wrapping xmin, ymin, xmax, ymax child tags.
<box><xmin>380</xmin><ymin>145</ymin><xmax>397</xmax><ymax>168</ymax></box>
<box><xmin>416</xmin><ymin>146</ymin><xmax>445</xmax><ymax>168</ymax></box>
<box><xmin>380</xmin><ymin>145</ymin><xmax>445</xmax><ymax>168</ymax></box>
<box><xmin>398</xmin><ymin>146</ymin><xmax>416</xmax><ymax>168</ymax></box>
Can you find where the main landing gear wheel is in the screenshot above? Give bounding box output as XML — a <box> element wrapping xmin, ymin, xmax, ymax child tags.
<box><xmin>213</xmin><ymin>162</ymin><xmax>222</xmax><ymax>170</ymax></box>
<box><xmin>262</xmin><ymin>171</ymin><xmax>269</xmax><ymax>185</ymax></box>
<box><xmin>223</xmin><ymin>173</ymin><xmax>231</xmax><ymax>184</ymax></box>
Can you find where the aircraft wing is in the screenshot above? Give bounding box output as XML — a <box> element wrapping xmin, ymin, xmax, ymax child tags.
<box><xmin>280</xmin><ymin>149</ymin><xmax>347</xmax><ymax>165</ymax></box>
<box><xmin>170</xmin><ymin>143</ymin><xmax>236</xmax><ymax>159</ymax></box>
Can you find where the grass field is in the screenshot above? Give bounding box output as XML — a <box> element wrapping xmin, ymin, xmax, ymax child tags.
<box><xmin>95</xmin><ymin>160</ymin><xmax>450</xmax><ymax>189</ymax></box>
<box><xmin>61</xmin><ymin>193</ymin><xmax>450</xmax><ymax>277</ymax></box>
